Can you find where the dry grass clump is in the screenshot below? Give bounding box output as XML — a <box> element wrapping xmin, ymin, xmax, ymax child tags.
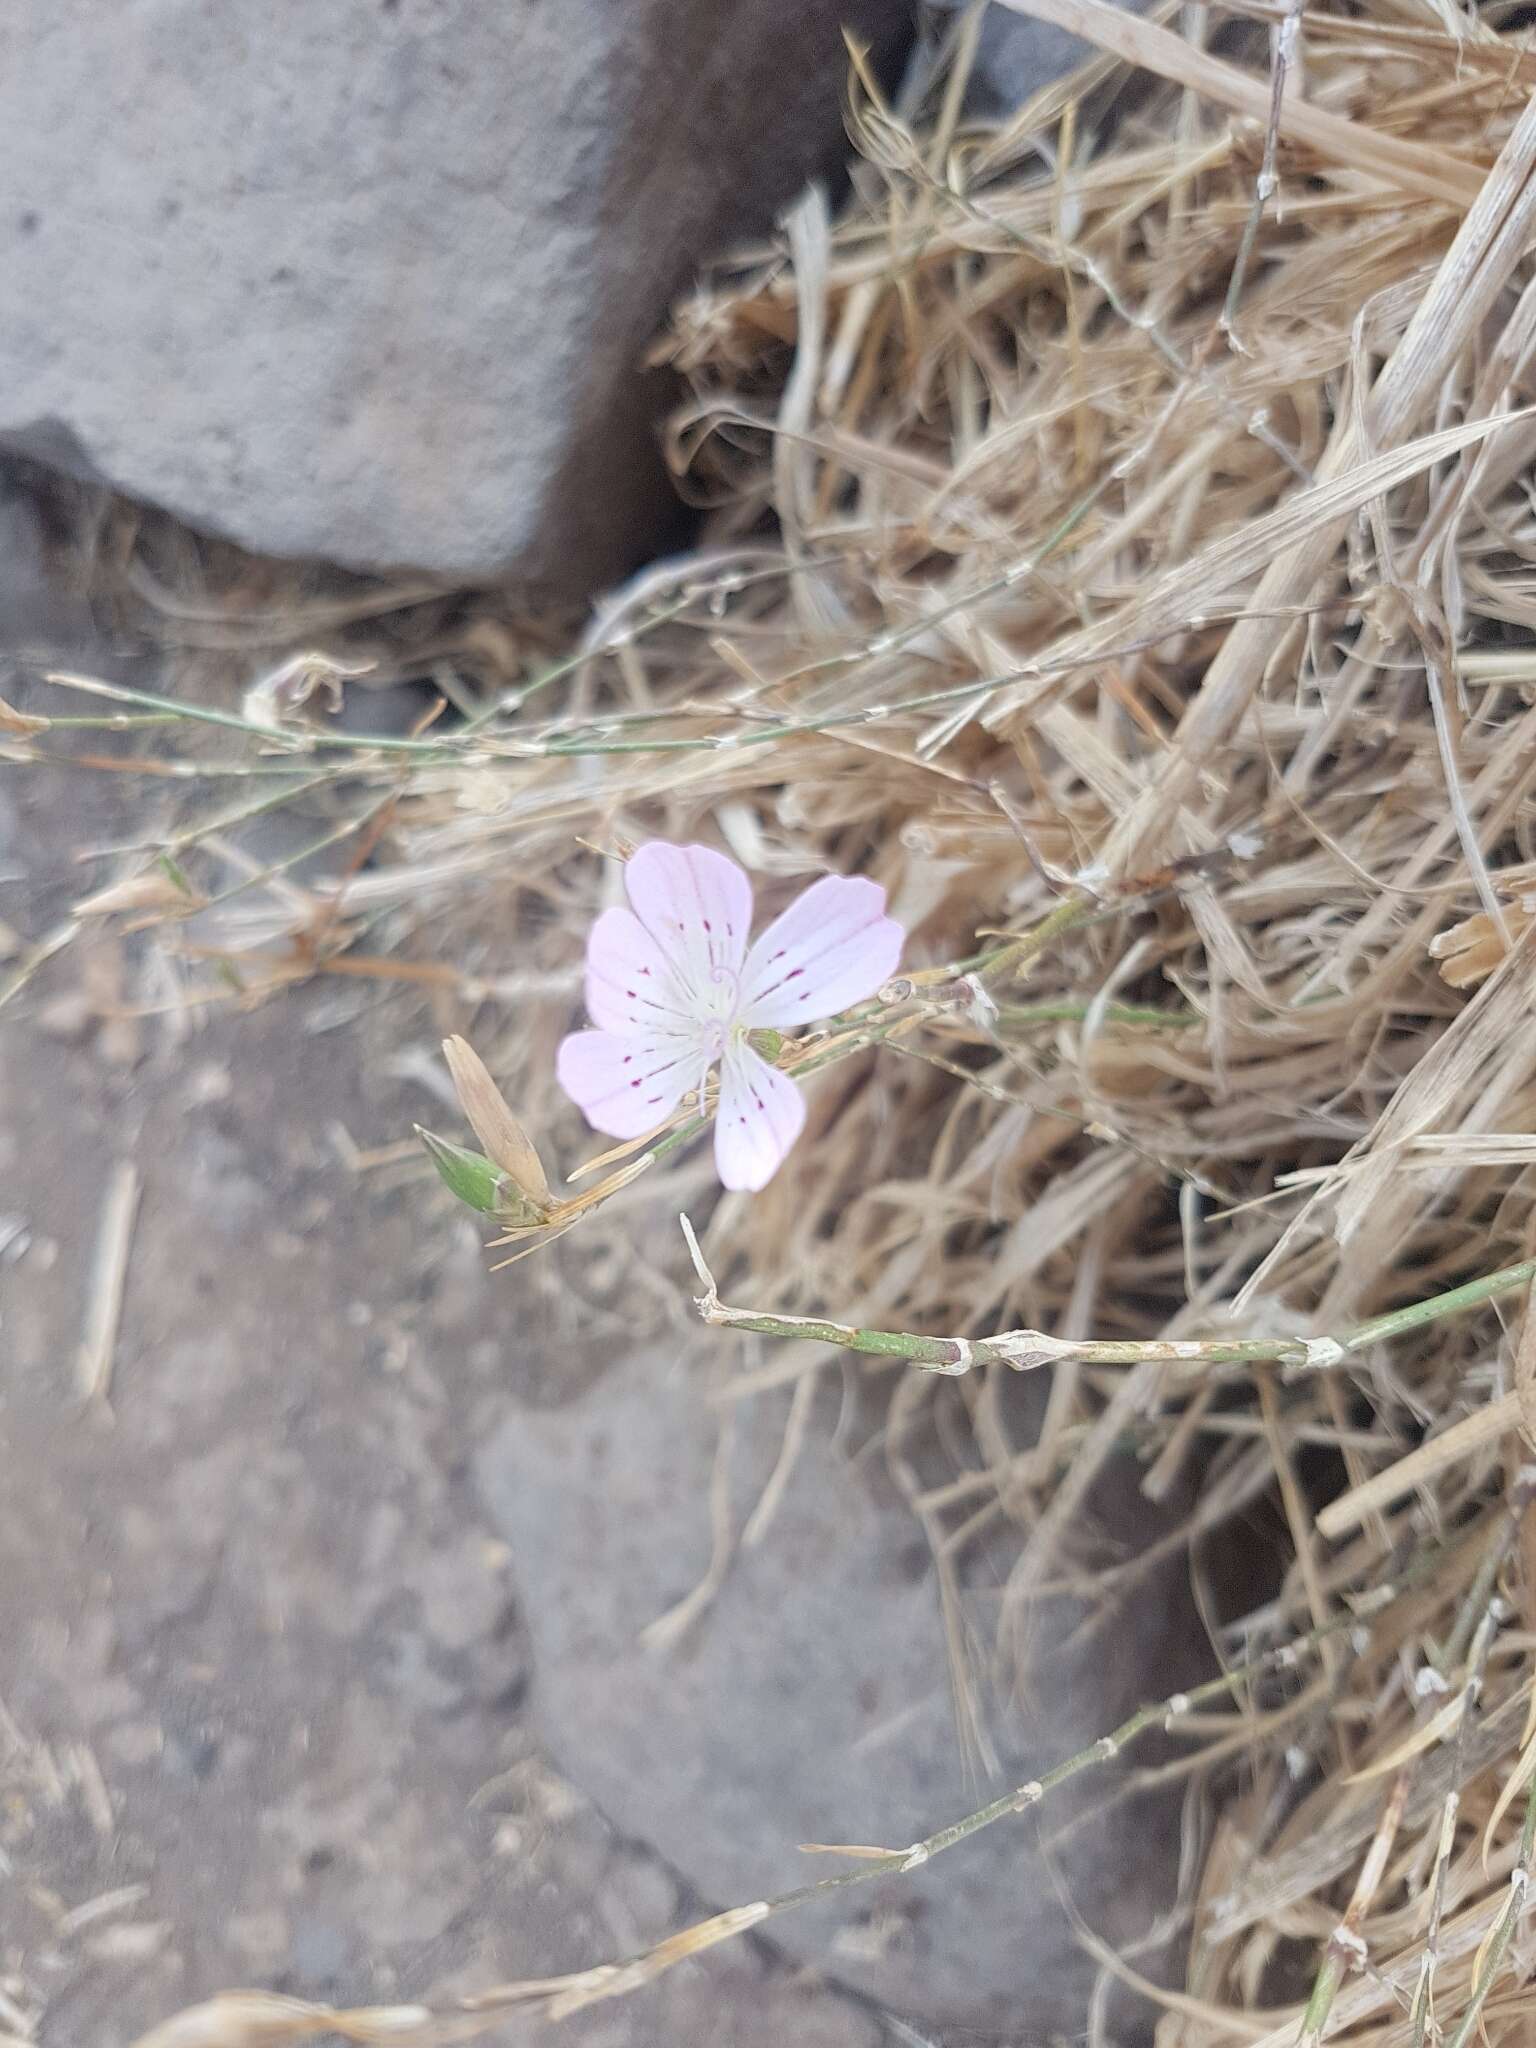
<box><xmin>24</xmin><ymin>0</ymin><xmax>1536</xmax><ymax>2039</ymax></box>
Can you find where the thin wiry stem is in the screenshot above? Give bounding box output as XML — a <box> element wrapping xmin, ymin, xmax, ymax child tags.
<box><xmin>997</xmin><ymin>997</ymin><xmax>1196</xmax><ymax>1028</ymax></box>
<box><xmin>24</xmin><ymin>608</ymin><xmax>1309</xmax><ymax>773</ymax></box>
<box><xmin>1409</xmin><ymin>1579</ymin><xmax>1508</xmax><ymax>2047</ymax></box>
<box><xmin>1297</xmin><ymin>1769</ymin><xmax>1409</xmax><ymax>2048</ymax></box>
<box><xmin>1221</xmin><ymin>0</ymin><xmax>1304</xmax><ymax>343</ymax></box>
<box><xmin>40</xmin><ymin>562</ymin><xmax>808</xmax><ymax>756</ymax></box>
<box><xmin>42</xmin><ymin>669</ymin><xmax>465</xmax><ymax>757</ymax></box>
<box><xmin>681</xmin><ymin>1225</ymin><xmax>1536</xmax><ymax>1381</ymax></box>
<box><xmin>1442</xmin><ymin>1771</ymin><xmax>1536</xmax><ymax>2048</ymax></box>
<box><xmin>132</xmin><ymin>1584</ymin><xmax>1412</xmax><ymax>2046</ymax></box>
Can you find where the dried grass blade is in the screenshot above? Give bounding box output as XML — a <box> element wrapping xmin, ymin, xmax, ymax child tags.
<box><xmin>1315</xmin><ymin>1394</ymin><xmax>1522</xmax><ymax>1540</ymax></box>
<box><xmin>77</xmin><ymin>1160</ymin><xmax>141</xmax><ymax>1404</ymax></box>
<box><xmin>1480</xmin><ymin>1711</ymin><xmax>1536</xmax><ymax>1873</ymax></box>
<box><xmin>993</xmin><ymin>0</ymin><xmax>1484</xmax><ymax>204</ymax></box>
<box><xmin>1343</xmin><ymin>1691</ymin><xmax>1468</xmax><ymax>1782</ymax></box>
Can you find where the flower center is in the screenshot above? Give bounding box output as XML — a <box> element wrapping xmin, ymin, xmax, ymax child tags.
<box><xmin>702</xmin><ymin>1011</ymin><xmax>748</xmax><ymax>1054</ymax></box>
<box><xmin>698</xmin><ymin>962</ymin><xmax>740</xmax><ymax>1021</ymax></box>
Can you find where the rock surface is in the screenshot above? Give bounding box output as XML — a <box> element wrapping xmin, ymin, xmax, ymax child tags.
<box><xmin>927</xmin><ymin>0</ymin><xmax>1106</xmax><ymax>118</ymax></box>
<box><xmin>0</xmin><ymin>1</ymin><xmax>910</xmax><ymax>590</ymax></box>
<box><xmin>476</xmin><ymin>1345</ymin><xmax>1208</xmax><ymax>2034</ymax></box>
<box><xmin>922</xmin><ymin>0</ymin><xmax>1153</xmax><ymax>120</ymax></box>
<box><xmin>0</xmin><ymin>2</ymin><xmax>1163</xmax><ymax>594</ymax></box>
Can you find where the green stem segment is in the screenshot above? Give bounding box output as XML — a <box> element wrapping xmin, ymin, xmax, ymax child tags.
<box><xmin>690</xmin><ymin>1256</ymin><xmax>1536</xmax><ymax>1380</ymax></box>
<box><xmin>569</xmin><ymin>1578</ymin><xmax>1421</xmax><ymax>2012</ymax></box>
<box><xmin>1442</xmin><ymin>1774</ymin><xmax>1536</xmax><ymax>2048</ymax></box>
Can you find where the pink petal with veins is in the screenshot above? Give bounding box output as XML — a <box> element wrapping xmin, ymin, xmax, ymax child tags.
<box><xmin>739</xmin><ymin>874</ymin><xmax>904</xmax><ymax>1028</ymax></box>
<box><xmin>623</xmin><ymin>842</ymin><xmax>753</xmax><ymax>1006</ymax></box>
<box><xmin>583</xmin><ymin>905</ymin><xmax>698</xmax><ymax>1039</ymax></box>
<box><xmin>556</xmin><ymin>1029</ymin><xmax>695</xmax><ymax>1140</ymax></box>
<box><xmin>713</xmin><ymin>1039</ymin><xmax>806</xmax><ymax>1191</ymax></box>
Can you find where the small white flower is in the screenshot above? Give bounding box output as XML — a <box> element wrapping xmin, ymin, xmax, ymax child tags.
<box><xmin>557</xmin><ymin>842</ymin><xmax>904</xmax><ymax>1192</ymax></box>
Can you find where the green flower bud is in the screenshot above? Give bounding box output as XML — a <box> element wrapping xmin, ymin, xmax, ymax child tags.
<box><xmin>417</xmin><ymin>1129</ymin><xmax>508</xmax><ymax>1216</ymax></box>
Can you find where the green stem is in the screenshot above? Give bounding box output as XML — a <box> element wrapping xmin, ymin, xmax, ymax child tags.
<box><xmin>978</xmin><ymin>894</ymin><xmax>1098</xmax><ymax>986</ymax></box>
<box><xmin>690</xmin><ymin>1255</ymin><xmax>1536</xmax><ymax>1380</ymax></box>
<box><xmin>462</xmin><ymin>556</ymin><xmax>821</xmax><ymax>729</ymax></box>
<box><xmin>193</xmin><ymin>794</ymin><xmax>396</xmax><ymax>914</ymax></box>
<box><xmin>32</xmin><ymin>753</ymin><xmax>344</xmax><ymax>781</ymax></box>
<box><xmin>1409</xmin><ymin>1536</ymin><xmax>1513</xmax><ymax>2048</ymax></box>
<box><xmin>461</xmin><ymin>589</ymin><xmax>698</xmax><ymax>729</ymax></box>
<box><xmin>39</xmin><ymin>712</ymin><xmax>188</xmax><ymax>729</ymax></box>
<box><xmin>137</xmin><ymin>1556</ymin><xmax>1436</xmax><ymax>2044</ymax></box>
<box><xmin>1442</xmin><ymin>1774</ymin><xmax>1536</xmax><ymax>2048</ymax></box>
<box><xmin>42</xmin><ymin>670</ymin><xmax>459</xmax><ymax>757</ymax></box>
<box><xmin>998</xmin><ymin>998</ymin><xmax>1195</xmax><ymax>1029</ymax></box>
<box><xmin>768</xmin><ymin>462</ymin><xmax>1117</xmax><ymax>695</ymax></box>
<box><xmin>153</xmin><ymin>774</ymin><xmax>343</xmax><ymax>856</ymax></box>
<box><xmin>1340</xmin><ymin>1260</ymin><xmax>1536</xmax><ymax>1354</ymax></box>
<box><xmin>37</xmin><ymin>596</ymin><xmax>1307</xmax><ymax>772</ymax></box>
<box><xmin>564</xmin><ymin>1577</ymin><xmax>1423</xmax><ymax>2017</ymax></box>
<box><xmin>1297</xmin><ymin>1949</ymin><xmax>1346</xmax><ymax>2048</ymax></box>
<box><xmin>36</xmin><ymin>561</ymin><xmax>811</xmax><ymax>768</ymax></box>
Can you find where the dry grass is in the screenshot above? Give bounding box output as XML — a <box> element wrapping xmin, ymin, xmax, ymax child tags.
<box><xmin>17</xmin><ymin>0</ymin><xmax>1536</xmax><ymax>2038</ymax></box>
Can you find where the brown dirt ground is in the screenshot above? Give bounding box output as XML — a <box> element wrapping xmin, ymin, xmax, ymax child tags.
<box><xmin>0</xmin><ymin>746</ymin><xmax>887</xmax><ymax>2048</ymax></box>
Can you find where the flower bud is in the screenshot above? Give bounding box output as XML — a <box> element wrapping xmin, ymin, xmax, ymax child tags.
<box><xmin>416</xmin><ymin>1128</ymin><xmax>550</xmax><ymax>1226</ymax></box>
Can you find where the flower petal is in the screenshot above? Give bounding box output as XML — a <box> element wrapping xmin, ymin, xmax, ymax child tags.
<box><xmin>739</xmin><ymin>875</ymin><xmax>904</xmax><ymax>1027</ymax></box>
<box><xmin>557</xmin><ymin>1029</ymin><xmax>695</xmax><ymax>1140</ymax></box>
<box><xmin>583</xmin><ymin>905</ymin><xmax>699</xmax><ymax>1038</ymax></box>
<box><xmin>624</xmin><ymin>842</ymin><xmax>753</xmax><ymax>1006</ymax></box>
<box><xmin>713</xmin><ymin>1040</ymin><xmax>806</xmax><ymax>1191</ymax></box>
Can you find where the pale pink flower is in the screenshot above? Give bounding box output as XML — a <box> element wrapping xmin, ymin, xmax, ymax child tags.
<box><xmin>557</xmin><ymin>842</ymin><xmax>904</xmax><ymax>1192</ymax></box>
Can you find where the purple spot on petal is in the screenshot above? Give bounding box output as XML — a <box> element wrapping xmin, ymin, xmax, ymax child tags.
<box><xmin>786</xmin><ymin>968</ymin><xmax>804</xmax><ymax>980</ymax></box>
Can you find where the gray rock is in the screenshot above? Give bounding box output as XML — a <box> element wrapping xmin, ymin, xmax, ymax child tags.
<box><xmin>0</xmin><ymin>461</ymin><xmax>92</xmax><ymax>668</ymax></box>
<box><xmin>0</xmin><ymin>2</ymin><xmax>912</xmax><ymax>590</ymax></box>
<box><xmin>475</xmin><ymin>1345</ymin><xmax>1206</xmax><ymax>2035</ymax></box>
<box><xmin>957</xmin><ymin>2</ymin><xmax>1105</xmax><ymax>116</ymax></box>
<box><xmin>919</xmin><ymin>0</ymin><xmax>1153</xmax><ymax>120</ymax></box>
